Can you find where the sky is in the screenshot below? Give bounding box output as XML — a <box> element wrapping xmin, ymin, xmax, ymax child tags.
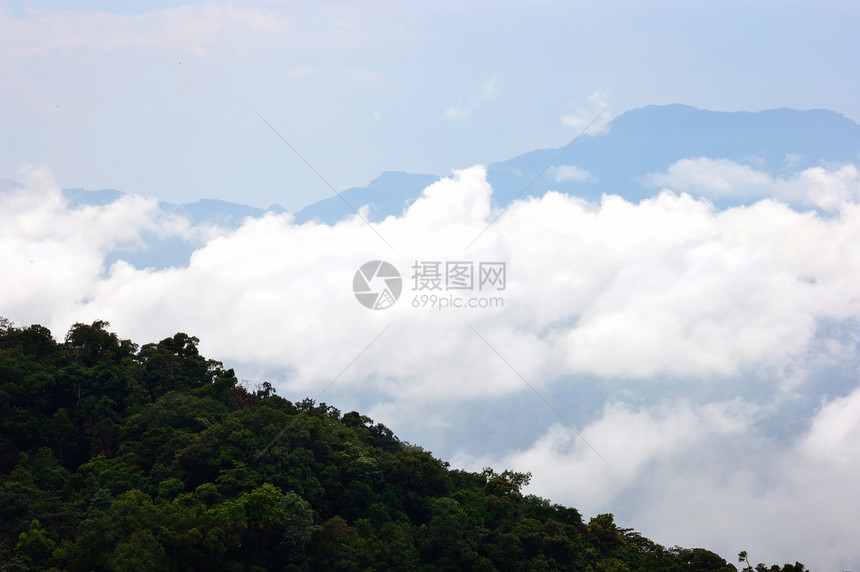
<box><xmin>3</xmin><ymin>0</ymin><xmax>860</xmax><ymax>210</ymax></box>
<box><xmin>3</xmin><ymin>1</ymin><xmax>860</xmax><ymax>570</ymax></box>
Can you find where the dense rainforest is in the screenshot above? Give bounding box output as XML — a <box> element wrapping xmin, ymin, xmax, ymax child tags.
<box><xmin>0</xmin><ymin>319</ymin><xmax>806</xmax><ymax>571</ymax></box>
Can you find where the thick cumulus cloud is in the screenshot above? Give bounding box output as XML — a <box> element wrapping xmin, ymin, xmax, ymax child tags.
<box><xmin>8</xmin><ymin>164</ymin><xmax>858</xmax><ymax>392</ymax></box>
<box><xmin>3</xmin><ymin>162</ymin><xmax>860</xmax><ymax>569</ymax></box>
<box><xmin>451</xmin><ymin>398</ymin><xmax>754</xmax><ymax>512</ymax></box>
<box><xmin>0</xmin><ymin>168</ymin><xmax>223</xmax><ymax>325</ymax></box>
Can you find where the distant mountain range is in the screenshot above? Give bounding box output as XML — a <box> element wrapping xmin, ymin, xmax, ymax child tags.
<box><xmin>4</xmin><ymin>104</ymin><xmax>859</xmax><ymax>270</ymax></box>
<box><xmin>301</xmin><ymin>104</ymin><xmax>860</xmax><ymax>223</ymax></box>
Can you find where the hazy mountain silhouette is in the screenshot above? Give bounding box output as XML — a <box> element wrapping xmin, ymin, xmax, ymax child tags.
<box><xmin>294</xmin><ymin>171</ymin><xmax>440</xmax><ymax>224</ymax></box>
<box><xmin>42</xmin><ymin>104</ymin><xmax>860</xmax><ymax>269</ymax></box>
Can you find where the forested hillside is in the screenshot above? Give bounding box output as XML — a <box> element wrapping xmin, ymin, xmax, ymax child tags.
<box><xmin>0</xmin><ymin>319</ymin><xmax>804</xmax><ymax>571</ymax></box>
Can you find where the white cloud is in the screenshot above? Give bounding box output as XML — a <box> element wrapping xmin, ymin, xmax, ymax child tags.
<box><xmin>452</xmin><ymin>398</ymin><xmax>752</xmax><ymax>510</ymax></box>
<box><xmin>4</xmin><ymin>162</ymin><xmax>860</xmax><ymax>569</ymax></box>
<box><xmin>647</xmin><ymin>157</ymin><xmax>773</xmax><ymax>197</ymax></box>
<box><xmin>561</xmin><ymin>89</ymin><xmax>612</xmax><ymax>135</ymax></box>
<box><xmin>0</xmin><ymin>166</ymin><xmax>225</xmax><ymax>326</ymax></box>
<box><xmin>5</xmin><ymin>164</ymin><xmax>860</xmax><ymax>390</ymax></box>
<box><xmin>454</xmin><ymin>386</ymin><xmax>860</xmax><ymax>570</ymax></box>
<box><xmin>800</xmin><ymin>384</ymin><xmax>860</xmax><ymax>467</ymax></box>
<box><xmin>554</xmin><ymin>164</ymin><xmax>591</xmax><ymax>182</ymax></box>
<box><xmin>647</xmin><ymin>158</ymin><xmax>860</xmax><ymax>210</ymax></box>
<box><xmin>639</xmin><ymin>385</ymin><xmax>860</xmax><ymax>571</ymax></box>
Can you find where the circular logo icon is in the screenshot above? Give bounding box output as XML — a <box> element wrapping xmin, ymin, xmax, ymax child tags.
<box><xmin>353</xmin><ymin>260</ymin><xmax>402</xmax><ymax>310</ymax></box>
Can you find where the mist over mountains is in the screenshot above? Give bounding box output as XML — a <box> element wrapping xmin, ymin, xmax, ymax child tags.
<box><xmin>5</xmin><ymin>104</ymin><xmax>856</xmax><ymax>272</ymax></box>
<box><xmin>294</xmin><ymin>104</ymin><xmax>860</xmax><ymax>221</ymax></box>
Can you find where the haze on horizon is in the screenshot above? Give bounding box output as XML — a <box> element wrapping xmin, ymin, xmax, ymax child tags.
<box><xmin>2</xmin><ymin>0</ymin><xmax>859</xmax><ymax>210</ymax></box>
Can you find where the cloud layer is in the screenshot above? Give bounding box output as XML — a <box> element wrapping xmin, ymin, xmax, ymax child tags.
<box><xmin>2</xmin><ymin>162</ymin><xmax>860</xmax><ymax>569</ymax></box>
<box><xmin>648</xmin><ymin>157</ymin><xmax>860</xmax><ymax>210</ymax></box>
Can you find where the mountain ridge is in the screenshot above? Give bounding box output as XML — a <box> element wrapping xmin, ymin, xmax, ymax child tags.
<box><xmin>6</xmin><ymin>104</ymin><xmax>859</xmax><ymax>269</ymax></box>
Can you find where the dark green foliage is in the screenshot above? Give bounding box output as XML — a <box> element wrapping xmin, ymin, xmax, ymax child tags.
<box><xmin>0</xmin><ymin>319</ymin><xmax>799</xmax><ymax>570</ymax></box>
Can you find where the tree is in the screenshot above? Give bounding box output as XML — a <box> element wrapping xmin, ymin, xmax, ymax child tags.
<box><xmin>307</xmin><ymin>516</ymin><xmax>365</xmax><ymax>571</ymax></box>
<box><xmin>65</xmin><ymin>320</ymin><xmax>136</xmax><ymax>366</ymax></box>
<box><xmin>739</xmin><ymin>551</ymin><xmax>808</xmax><ymax>572</ymax></box>
<box><xmin>15</xmin><ymin>518</ymin><xmax>56</xmax><ymax>569</ymax></box>
<box><xmin>277</xmin><ymin>491</ymin><xmax>314</xmax><ymax>566</ymax></box>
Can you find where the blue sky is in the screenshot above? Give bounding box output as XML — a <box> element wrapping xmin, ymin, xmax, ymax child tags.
<box><xmin>4</xmin><ymin>2</ymin><xmax>860</xmax><ymax>570</ymax></box>
<box><xmin>3</xmin><ymin>1</ymin><xmax>859</xmax><ymax>210</ymax></box>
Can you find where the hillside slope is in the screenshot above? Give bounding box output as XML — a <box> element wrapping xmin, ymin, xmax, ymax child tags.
<box><xmin>0</xmin><ymin>319</ymin><xmax>805</xmax><ymax>571</ymax></box>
